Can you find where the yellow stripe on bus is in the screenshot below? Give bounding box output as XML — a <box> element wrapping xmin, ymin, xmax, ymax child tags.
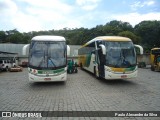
<box><xmin>110</xmin><ymin>67</ymin><xmax>125</xmax><ymax>72</ymax></box>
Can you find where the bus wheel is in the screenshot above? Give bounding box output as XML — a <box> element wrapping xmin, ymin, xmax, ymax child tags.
<box><xmin>151</xmin><ymin>65</ymin><xmax>155</xmax><ymax>71</ymax></box>
<box><xmin>80</xmin><ymin>63</ymin><xmax>83</xmax><ymax>70</ymax></box>
<box><xmin>94</xmin><ymin>67</ymin><xmax>100</xmax><ymax>79</ymax></box>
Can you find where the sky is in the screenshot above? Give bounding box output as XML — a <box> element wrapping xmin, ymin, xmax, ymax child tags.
<box><xmin>0</xmin><ymin>0</ymin><xmax>160</xmax><ymax>32</ymax></box>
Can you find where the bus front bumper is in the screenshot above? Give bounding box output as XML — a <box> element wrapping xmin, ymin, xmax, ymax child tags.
<box><xmin>28</xmin><ymin>72</ymin><xmax>67</xmax><ymax>82</ymax></box>
<box><xmin>104</xmin><ymin>67</ymin><xmax>137</xmax><ymax>80</ymax></box>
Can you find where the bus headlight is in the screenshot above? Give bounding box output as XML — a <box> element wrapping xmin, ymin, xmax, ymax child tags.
<box><xmin>32</xmin><ymin>69</ymin><xmax>37</xmax><ymax>75</ymax></box>
<box><xmin>105</xmin><ymin>66</ymin><xmax>112</xmax><ymax>72</ymax></box>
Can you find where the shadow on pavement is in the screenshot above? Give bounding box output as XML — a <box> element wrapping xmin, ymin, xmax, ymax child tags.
<box><xmin>99</xmin><ymin>78</ymin><xmax>137</xmax><ymax>86</ymax></box>
<box><xmin>29</xmin><ymin>81</ymin><xmax>66</xmax><ymax>88</ymax></box>
<box><xmin>81</xmin><ymin>68</ymin><xmax>137</xmax><ymax>86</ymax></box>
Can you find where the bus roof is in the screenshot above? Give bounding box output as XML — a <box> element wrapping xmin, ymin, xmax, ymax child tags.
<box><xmin>96</xmin><ymin>36</ymin><xmax>131</xmax><ymax>41</ymax></box>
<box><xmin>31</xmin><ymin>35</ymin><xmax>65</xmax><ymax>41</ymax></box>
<box><xmin>82</xmin><ymin>36</ymin><xmax>131</xmax><ymax>48</ymax></box>
<box><xmin>151</xmin><ymin>48</ymin><xmax>160</xmax><ymax>51</ymax></box>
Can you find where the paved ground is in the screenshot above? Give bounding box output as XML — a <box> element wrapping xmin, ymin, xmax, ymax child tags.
<box><xmin>0</xmin><ymin>67</ymin><xmax>160</xmax><ymax>120</ymax></box>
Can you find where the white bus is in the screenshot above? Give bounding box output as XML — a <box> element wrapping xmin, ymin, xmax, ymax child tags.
<box><xmin>24</xmin><ymin>35</ymin><xmax>70</xmax><ymax>82</ymax></box>
<box><xmin>78</xmin><ymin>36</ymin><xmax>143</xmax><ymax>80</ymax></box>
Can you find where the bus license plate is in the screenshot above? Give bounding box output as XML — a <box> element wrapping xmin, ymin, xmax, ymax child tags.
<box><xmin>44</xmin><ymin>78</ymin><xmax>51</xmax><ymax>80</ymax></box>
<box><xmin>121</xmin><ymin>75</ymin><xmax>127</xmax><ymax>78</ymax></box>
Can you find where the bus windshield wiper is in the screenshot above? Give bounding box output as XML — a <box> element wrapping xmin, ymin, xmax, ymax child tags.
<box><xmin>38</xmin><ymin>51</ymin><xmax>46</xmax><ymax>67</ymax></box>
<box><xmin>114</xmin><ymin>49</ymin><xmax>123</xmax><ymax>67</ymax></box>
<box><xmin>48</xmin><ymin>57</ymin><xmax>57</xmax><ymax>68</ymax></box>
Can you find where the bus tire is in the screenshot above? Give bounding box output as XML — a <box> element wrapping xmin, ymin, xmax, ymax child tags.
<box><xmin>80</xmin><ymin>63</ymin><xmax>83</xmax><ymax>70</ymax></box>
<box><xmin>151</xmin><ymin>65</ymin><xmax>155</xmax><ymax>71</ymax></box>
<box><xmin>94</xmin><ymin>67</ymin><xmax>100</xmax><ymax>79</ymax></box>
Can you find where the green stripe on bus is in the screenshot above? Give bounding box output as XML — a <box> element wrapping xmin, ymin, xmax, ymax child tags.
<box><xmin>37</xmin><ymin>68</ymin><xmax>65</xmax><ymax>74</ymax></box>
<box><xmin>38</xmin><ymin>71</ymin><xmax>43</xmax><ymax>74</ymax></box>
<box><xmin>54</xmin><ymin>68</ymin><xmax>65</xmax><ymax>73</ymax></box>
<box><xmin>125</xmin><ymin>66</ymin><xmax>136</xmax><ymax>71</ymax></box>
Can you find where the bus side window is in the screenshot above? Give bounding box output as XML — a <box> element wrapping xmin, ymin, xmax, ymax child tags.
<box><xmin>97</xmin><ymin>41</ymin><xmax>102</xmax><ymax>48</ymax></box>
<box><xmin>91</xmin><ymin>50</ymin><xmax>95</xmax><ymax>54</ymax></box>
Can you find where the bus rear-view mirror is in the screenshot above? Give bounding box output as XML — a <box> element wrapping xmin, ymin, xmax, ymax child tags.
<box><xmin>99</xmin><ymin>44</ymin><xmax>106</xmax><ymax>55</ymax></box>
<box><xmin>67</xmin><ymin>45</ymin><xmax>70</xmax><ymax>56</ymax></box>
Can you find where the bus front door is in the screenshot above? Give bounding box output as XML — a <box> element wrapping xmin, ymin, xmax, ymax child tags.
<box><xmin>96</xmin><ymin>49</ymin><xmax>105</xmax><ymax>78</ymax></box>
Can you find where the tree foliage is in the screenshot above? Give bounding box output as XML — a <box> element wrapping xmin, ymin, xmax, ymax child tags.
<box><xmin>1</xmin><ymin>20</ymin><xmax>160</xmax><ymax>52</ymax></box>
<box><xmin>0</xmin><ymin>31</ymin><xmax>6</xmax><ymax>43</ymax></box>
<box><xmin>118</xmin><ymin>31</ymin><xmax>141</xmax><ymax>44</ymax></box>
<box><xmin>134</xmin><ymin>20</ymin><xmax>160</xmax><ymax>50</ymax></box>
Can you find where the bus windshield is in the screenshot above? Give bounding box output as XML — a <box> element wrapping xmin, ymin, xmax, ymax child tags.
<box><xmin>104</xmin><ymin>41</ymin><xmax>136</xmax><ymax>68</ymax></box>
<box><xmin>151</xmin><ymin>49</ymin><xmax>160</xmax><ymax>55</ymax></box>
<box><xmin>29</xmin><ymin>41</ymin><xmax>66</xmax><ymax>69</ymax></box>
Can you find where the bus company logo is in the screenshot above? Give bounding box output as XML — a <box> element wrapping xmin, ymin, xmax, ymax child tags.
<box><xmin>43</xmin><ymin>71</ymin><xmax>51</xmax><ymax>75</ymax></box>
<box><xmin>44</xmin><ymin>71</ymin><xmax>48</xmax><ymax>74</ymax></box>
<box><xmin>2</xmin><ymin>112</ymin><xmax>11</xmax><ymax>117</ymax></box>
